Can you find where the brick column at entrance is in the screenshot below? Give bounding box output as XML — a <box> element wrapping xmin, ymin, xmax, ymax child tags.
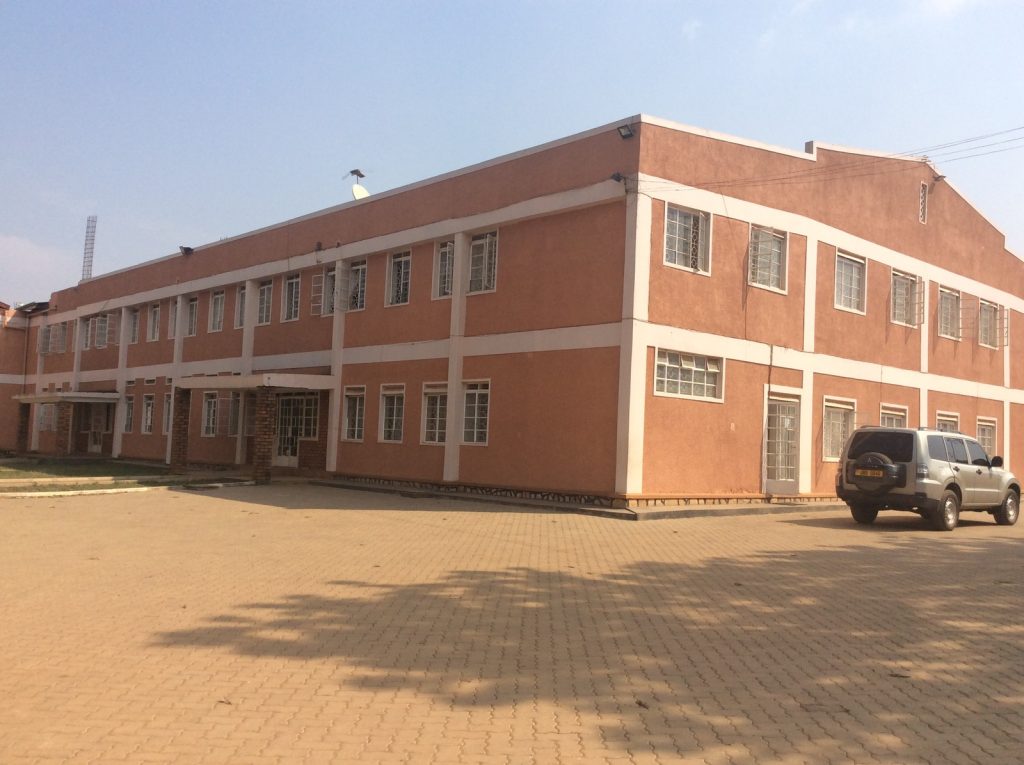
<box><xmin>252</xmin><ymin>387</ymin><xmax>275</xmax><ymax>484</ymax></box>
<box><xmin>54</xmin><ymin>402</ymin><xmax>74</xmax><ymax>455</ymax></box>
<box><xmin>169</xmin><ymin>389</ymin><xmax>191</xmax><ymax>473</ymax></box>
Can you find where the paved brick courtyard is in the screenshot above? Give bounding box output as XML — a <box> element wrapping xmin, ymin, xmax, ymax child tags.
<box><xmin>1</xmin><ymin>484</ymin><xmax>1022</xmax><ymax>764</ymax></box>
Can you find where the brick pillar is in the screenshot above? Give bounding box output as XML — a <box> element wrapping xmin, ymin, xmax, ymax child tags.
<box><xmin>252</xmin><ymin>386</ymin><xmax>275</xmax><ymax>484</ymax></box>
<box><xmin>169</xmin><ymin>388</ymin><xmax>191</xmax><ymax>473</ymax></box>
<box><xmin>54</xmin><ymin>402</ymin><xmax>74</xmax><ymax>455</ymax></box>
<box><xmin>16</xmin><ymin>404</ymin><xmax>30</xmax><ymax>453</ymax></box>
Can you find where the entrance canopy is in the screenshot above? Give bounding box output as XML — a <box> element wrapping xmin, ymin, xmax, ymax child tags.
<box><xmin>13</xmin><ymin>391</ymin><xmax>120</xmax><ymax>404</ymax></box>
<box><xmin>174</xmin><ymin>373</ymin><xmax>334</xmax><ymax>391</ymax></box>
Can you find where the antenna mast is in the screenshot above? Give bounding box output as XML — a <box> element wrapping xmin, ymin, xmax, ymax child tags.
<box><xmin>81</xmin><ymin>215</ymin><xmax>97</xmax><ymax>281</ymax></box>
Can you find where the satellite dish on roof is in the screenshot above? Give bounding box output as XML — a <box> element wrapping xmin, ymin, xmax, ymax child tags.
<box><xmin>352</xmin><ymin>183</ymin><xmax>370</xmax><ymax>200</ymax></box>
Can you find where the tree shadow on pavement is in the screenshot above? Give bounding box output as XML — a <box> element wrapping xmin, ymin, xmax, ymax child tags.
<box><xmin>153</xmin><ymin>538</ymin><xmax>1024</xmax><ymax>763</ymax></box>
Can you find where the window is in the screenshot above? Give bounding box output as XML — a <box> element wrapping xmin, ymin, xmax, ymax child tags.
<box><xmin>38</xmin><ymin>325</ymin><xmax>51</xmax><ymax>355</ymax></box>
<box><xmin>186</xmin><ymin>297</ymin><xmax>198</xmax><ymax>337</ymax></box>
<box><xmin>823</xmin><ymin>399</ymin><xmax>855</xmax><ymax>460</ymax></box>
<box><xmin>665</xmin><ymin>206</ymin><xmax>710</xmax><ymax>273</ymax></box>
<box><xmin>227</xmin><ymin>392</ymin><xmax>241</xmax><ymax>436</ymax></box>
<box><xmin>123</xmin><ymin>396</ymin><xmax>135</xmax><ymax>433</ymax></box>
<box><xmin>891</xmin><ymin>271</ymin><xmax>920</xmax><ymax>326</ymax></box>
<box><xmin>654</xmin><ymin>349</ymin><xmax>723</xmax><ymax>401</ymax></box>
<box><xmin>977</xmin><ymin>419</ymin><xmax>997</xmax><ymax>454</ymax></box>
<box><xmin>37</xmin><ymin>403</ymin><xmax>55</xmax><ymax>432</ymax></box>
<box><xmin>144</xmin><ymin>378</ymin><xmax>156</xmax><ymax>386</ymax></box>
<box><xmin>295</xmin><ymin>394</ymin><xmax>319</xmax><ymax>439</ymax></box>
<box><xmin>936</xmin><ymin>413</ymin><xmax>959</xmax><ymax>433</ymax></box>
<box><xmin>748</xmin><ymin>225</ymin><xmax>786</xmax><ymax>291</ymax></box>
<box><xmin>282</xmin><ymin>274</ymin><xmax>300</xmax><ymax>321</ymax></box>
<box><xmin>163</xmin><ymin>393</ymin><xmax>172</xmax><ymax>435</ymax></box>
<box><xmin>235</xmin><ymin>285</ymin><xmax>246</xmax><ymax>328</ymax></box>
<box><xmin>380</xmin><ymin>385</ymin><xmax>404</xmax><ymax>442</ymax></box>
<box><xmin>387</xmin><ymin>252</ymin><xmax>411</xmax><ymax>305</ymax></box>
<box><xmin>142</xmin><ymin>395</ymin><xmax>155</xmax><ymax>434</ymax></box>
<box><xmin>129</xmin><ymin>309</ymin><xmax>140</xmax><ymax>344</ymax></box>
<box><xmin>463</xmin><ymin>382</ymin><xmax>490</xmax><ymax>444</ymax></box>
<box><xmin>343</xmin><ymin>387</ymin><xmax>365</xmax><ymax>441</ymax></box>
<box><xmin>468</xmin><ymin>232</ymin><xmax>498</xmax><ymax>293</ymax></box>
<box><xmin>168</xmin><ymin>300</ymin><xmax>177</xmax><ymax>339</ymax></box>
<box><xmin>82</xmin><ymin>318</ymin><xmax>91</xmax><ymax>350</ymax></box>
<box><xmin>919</xmin><ymin>182</ymin><xmax>928</xmax><ymax>224</ymax></box>
<box><xmin>938</xmin><ymin>288</ymin><xmax>960</xmax><ymax>340</ymax></box>
<box><xmin>202</xmin><ymin>393</ymin><xmax>218</xmax><ymax>437</ymax></box>
<box><xmin>210</xmin><ymin>291</ymin><xmax>225</xmax><ymax>332</ymax></box>
<box><xmin>422</xmin><ymin>384</ymin><xmax>447</xmax><ymax>444</ymax></box>
<box><xmin>348</xmin><ymin>261</ymin><xmax>367</xmax><ymax>310</ymax></box>
<box><xmin>880</xmin><ymin>405</ymin><xmax>907</xmax><ymax>429</ymax></box>
<box><xmin>835</xmin><ymin>252</ymin><xmax>866</xmax><ymax>312</ymax></box>
<box><xmin>257</xmin><ymin>281</ymin><xmax>273</xmax><ymax>325</ymax></box>
<box><xmin>94</xmin><ymin>314</ymin><xmax>108</xmax><ymax>349</ymax></box>
<box><xmin>321</xmin><ymin>268</ymin><xmax>336</xmax><ymax>315</ymax></box>
<box><xmin>979</xmin><ymin>301</ymin><xmax>999</xmax><ymax>348</ymax></box>
<box><xmin>435</xmin><ymin>241</ymin><xmax>455</xmax><ymax>298</ymax></box>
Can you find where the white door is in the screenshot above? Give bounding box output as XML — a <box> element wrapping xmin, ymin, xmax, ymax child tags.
<box><xmin>273</xmin><ymin>395</ymin><xmax>301</xmax><ymax>467</ymax></box>
<box><xmin>88</xmin><ymin>404</ymin><xmax>106</xmax><ymax>454</ymax></box>
<box><xmin>765</xmin><ymin>398</ymin><xmax>800</xmax><ymax>495</ymax></box>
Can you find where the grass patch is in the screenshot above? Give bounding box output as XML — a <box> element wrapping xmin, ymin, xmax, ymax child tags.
<box><xmin>0</xmin><ymin>459</ymin><xmax>168</xmax><ymax>481</ymax></box>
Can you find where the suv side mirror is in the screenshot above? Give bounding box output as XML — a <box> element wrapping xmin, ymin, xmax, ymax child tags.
<box><xmin>991</xmin><ymin>456</ymin><xmax>1004</xmax><ymax>468</ymax></box>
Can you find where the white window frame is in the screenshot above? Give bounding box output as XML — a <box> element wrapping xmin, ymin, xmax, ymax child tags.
<box><xmin>123</xmin><ymin>395</ymin><xmax>135</xmax><ymax>434</ymax></box>
<box><xmin>664</xmin><ymin>205</ymin><xmax>711</xmax><ymax>275</ymax></box>
<box><xmin>834</xmin><ymin>252</ymin><xmax>866</xmax><ymax>314</ymax></box>
<box><xmin>94</xmin><ymin>315</ymin><xmax>108</xmax><ymax>349</ymax></box>
<box><xmin>976</xmin><ymin>418</ymin><xmax>997</xmax><ymax>454</ymax></box>
<box><xmin>201</xmin><ymin>392</ymin><xmax>218</xmax><ymax>437</ymax></box>
<box><xmin>468</xmin><ymin>232</ymin><xmax>498</xmax><ymax>294</ymax></box>
<box><xmin>653</xmin><ymin>349</ymin><xmax>725</xmax><ymax>403</ymax></box>
<box><xmin>142</xmin><ymin>394</ymin><xmax>155</xmax><ymax>434</ymax></box>
<box><xmin>386</xmin><ymin>252</ymin><xmax>411</xmax><ymax>306</ymax></box>
<box><xmin>379</xmin><ymin>384</ymin><xmax>405</xmax><ymax>442</ymax></box>
<box><xmin>463</xmin><ymin>381</ymin><xmax>490</xmax><ymax>445</ymax></box>
<box><xmin>348</xmin><ymin>261</ymin><xmax>367</xmax><ymax>311</ymax></box>
<box><xmin>186</xmin><ymin>297</ymin><xmax>198</xmax><ymax>337</ymax></box>
<box><xmin>936</xmin><ymin>412</ymin><xmax>960</xmax><ymax>433</ymax></box>
<box><xmin>343</xmin><ymin>386</ymin><xmax>365</xmax><ymax>441</ymax></box>
<box><xmin>434</xmin><ymin>241</ymin><xmax>455</xmax><ymax>299</ymax></box>
<box><xmin>938</xmin><ymin>287</ymin><xmax>961</xmax><ymax>340</ymax></box>
<box><xmin>879</xmin><ymin>404</ymin><xmax>908</xmax><ymax>429</ymax></box>
<box><xmin>890</xmin><ymin>270</ymin><xmax>920</xmax><ymax>327</ymax></box>
<box><xmin>129</xmin><ymin>309</ymin><xmax>140</xmax><ymax>344</ymax></box>
<box><xmin>747</xmin><ymin>225</ymin><xmax>787</xmax><ymax>293</ymax></box>
<box><xmin>257</xmin><ymin>281</ymin><xmax>273</xmax><ymax>325</ymax></box>
<box><xmin>321</xmin><ymin>267</ymin><xmax>336</xmax><ymax>316</ymax></box>
<box><xmin>979</xmin><ymin>300</ymin><xmax>999</xmax><ymax>348</ymax></box>
<box><xmin>147</xmin><ymin>304</ymin><xmax>160</xmax><ymax>342</ymax></box>
<box><xmin>234</xmin><ymin>285</ymin><xmax>246</xmax><ymax>329</ymax></box>
<box><xmin>162</xmin><ymin>392</ymin><xmax>172</xmax><ymax>435</ymax></box>
<box><xmin>210</xmin><ymin>291</ymin><xmax>225</xmax><ymax>332</ymax></box>
<box><xmin>297</xmin><ymin>393</ymin><xmax>319</xmax><ymax>440</ymax></box>
<box><xmin>421</xmin><ymin>383</ymin><xmax>448</xmax><ymax>445</ymax></box>
<box><xmin>822</xmin><ymin>397</ymin><xmax>856</xmax><ymax>462</ymax></box>
<box><xmin>282</xmin><ymin>274</ymin><xmax>301</xmax><ymax>322</ymax></box>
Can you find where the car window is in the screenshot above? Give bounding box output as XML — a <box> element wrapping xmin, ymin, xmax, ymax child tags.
<box><xmin>945</xmin><ymin>437</ymin><xmax>970</xmax><ymax>465</ymax></box>
<box><xmin>966</xmin><ymin>440</ymin><xmax>989</xmax><ymax>466</ymax></box>
<box><xmin>927</xmin><ymin>435</ymin><xmax>949</xmax><ymax>461</ymax></box>
<box><xmin>848</xmin><ymin>431</ymin><xmax>914</xmax><ymax>462</ymax></box>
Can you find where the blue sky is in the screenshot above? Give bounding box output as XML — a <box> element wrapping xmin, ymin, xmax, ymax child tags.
<box><xmin>2</xmin><ymin>0</ymin><xmax>1022</xmax><ymax>305</ymax></box>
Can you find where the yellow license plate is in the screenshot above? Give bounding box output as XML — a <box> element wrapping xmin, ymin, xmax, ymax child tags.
<box><xmin>855</xmin><ymin>469</ymin><xmax>884</xmax><ymax>478</ymax></box>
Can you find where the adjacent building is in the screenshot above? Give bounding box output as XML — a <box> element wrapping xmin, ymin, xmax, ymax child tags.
<box><xmin>5</xmin><ymin>115</ymin><xmax>1022</xmax><ymax>505</ymax></box>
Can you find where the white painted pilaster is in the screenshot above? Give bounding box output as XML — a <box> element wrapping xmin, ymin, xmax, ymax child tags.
<box><xmin>111</xmin><ymin>306</ymin><xmax>130</xmax><ymax>457</ymax></box>
<box><xmin>327</xmin><ymin>260</ymin><xmax>346</xmax><ymax>473</ymax></box>
<box><xmin>443</xmin><ymin>233</ymin><xmax>470</xmax><ymax>482</ymax></box>
<box><xmin>242</xmin><ymin>279</ymin><xmax>258</xmax><ymax>374</ymax></box>
<box><xmin>799</xmin><ymin>372</ymin><xmax>814</xmax><ymax>494</ymax></box>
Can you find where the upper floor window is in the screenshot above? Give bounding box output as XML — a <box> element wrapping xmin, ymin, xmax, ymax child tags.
<box><xmin>665</xmin><ymin>206</ymin><xmax>710</xmax><ymax>274</ymax></box>
<box><xmin>168</xmin><ymin>300</ymin><xmax>177</xmax><ymax>339</ymax></box>
<box><xmin>321</xmin><ymin>268</ymin><xmax>336</xmax><ymax>315</ymax></box>
<box><xmin>257</xmin><ymin>281</ymin><xmax>273</xmax><ymax>325</ymax></box>
<box><xmin>435</xmin><ymin>241</ymin><xmax>454</xmax><ymax>298</ymax></box>
<box><xmin>387</xmin><ymin>252</ymin><xmax>411</xmax><ymax>306</ymax></box>
<box><xmin>835</xmin><ymin>252</ymin><xmax>866</xmax><ymax>313</ymax></box>
<box><xmin>348</xmin><ymin>261</ymin><xmax>367</xmax><ymax>310</ymax></box>
<box><xmin>235</xmin><ymin>285</ymin><xmax>246</xmax><ymax>328</ymax></box>
<box><xmin>938</xmin><ymin>288</ymin><xmax>960</xmax><ymax>340</ymax></box>
<box><xmin>979</xmin><ymin>301</ymin><xmax>999</xmax><ymax>348</ymax></box>
<box><xmin>748</xmin><ymin>226</ymin><xmax>786</xmax><ymax>291</ymax></box>
<box><xmin>129</xmin><ymin>309</ymin><xmax>140</xmax><ymax>344</ymax></box>
<box><xmin>468</xmin><ymin>232</ymin><xmax>498</xmax><ymax>293</ymax></box>
<box><xmin>654</xmin><ymin>349</ymin><xmax>723</xmax><ymax>401</ymax></box>
<box><xmin>891</xmin><ymin>270</ymin><xmax>920</xmax><ymax>326</ymax></box>
<box><xmin>147</xmin><ymin>304</ymin><xmax>160</xmax><ymax>341</ymax></box>
<box><xmin>94</xmin><ymin>314</ymin><xmax>109</xmax><ymax>349</ymax></box>
<box><xmin>210</xmin><ymin>291</ymin><xmax>225</xmax><ymax>332</ymax></box>
<box><xmin>186</xmin><ymin>297</ymin><xmax>198</xmax><ymax>337</ymax></box>
<box><xmin>282</xmin><ymin>274</ymin><xmax>300</xmax><ymax>321</ymax></box>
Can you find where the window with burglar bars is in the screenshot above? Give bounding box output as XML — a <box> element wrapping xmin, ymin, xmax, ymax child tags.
<box><xmin>654</xmin><ymin>349</ymin><xmax>722</xmax><ymax>400</ymax></box>
<box><xmin>423</xmin><ymin>384</ymin><xmax>447</xmax><ymax>444</ymax></box>
<box><xmin>380</xmin><ymin>386</ymin><xmax>404</xmax><ymax>442</ymax></box>
<box><xmin>748</xmin><ymin>226</ymin><xmax>786</xmax><ymax>291</ymax></box>
<box><xmin>823</xmin><ymin>399</ymin><xmax>855</xmax><ymax>460</ymax></box>
<box><xmin>835</xmin><ymin>252</ymin><xmax>866</xmax><ymax>312</ymax></box>
<box><xmin>938</xmin><ymin>288</ymin><xmax>960</xmax><ymax>340</ymax></box>
<box><xmin>282</xmin><ymin>274</ymin><xmax>300</xmax><ymax>321</ymax></box>
<box><xmin>343</xmin><ymin>387</ymin><xmax>365</xmax><ymax>441</ymax></box>
<box><xmin>388</xmin><ymin>253</ymin><xmax>411</xmax><ymax>305</ymax></box>
<box><xmin>664</xmin><ymin>205</ymin><xmax>710</xmax><ymax>273</ymax></box>
<box><xmin>311</xmin><ymin>268</ymin><xmax>336</xmax><ymax>316</ymax></box>
<box><xmin>468</xmin><ymin>232</ymin><xmax>497</xmax><ymax>293</ymax></box>
<box><xmin>979</xmin><ymin>301</ymin><xmax>1000</xmax><ymax>348</ymax></box>
<box><xmin>436</xmin><ymin>241</ymin><xmax>454</xmax><ymax>298</ymax></box>
<box><xmin>891</xmin><ymin>270</ymin><xmax>922</xmax><ymax>326</ymax></box>
<box><xmin>463</xmin><ymin>382</ymin><xmax>489</xmax><ymax>444</ymax></box>
<box><xmin>348</xmin><ymin>261</ymin><xmax>367</xmax><ymax>310</ymax></box>
<box><xmin>210</xmin><ymin>291</ymin><xmax>225</xmax><ymax>332</ymax></box>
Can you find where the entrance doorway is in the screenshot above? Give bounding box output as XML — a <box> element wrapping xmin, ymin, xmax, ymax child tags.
<box><xmin>273</xmin><ymin>394</ymin><xmax>303</xmax><ymax>467</ymax></box>
<box><xmin>87</xmin><ymin>403</ymin><xmax>111</xmax><ymax>454</ymax></box>
<box><xmin>765</xmin><ymin>397</ymin><xmax>799</xmax><ymax>495</ymax></box>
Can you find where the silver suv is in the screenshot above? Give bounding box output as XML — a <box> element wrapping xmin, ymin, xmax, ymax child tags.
<box><xmin>835</xmin><ymin>426</ymin><xmax>1020</xmax><ymax>531</ymax></box>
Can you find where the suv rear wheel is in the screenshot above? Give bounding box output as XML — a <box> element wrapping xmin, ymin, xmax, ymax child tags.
<box><xmin>994</xmin><ymin>490</ymin><xmax>1019</xmax><ymax>526</ymax></box>
<box><xmin>930</xmin><ymin>490</ymin><xmax>960</xmax><ymax>531</ymax></box>
<box><xmin>850</xmin><ymin>504</ymin><xmax>878</xmax><ymax>525</ymax></box>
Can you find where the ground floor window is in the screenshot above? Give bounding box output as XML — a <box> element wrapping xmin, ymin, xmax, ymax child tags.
<box><xmin>163</xmin><ymin>393</ymin><xmax>172</xmax><ymax>435</ymax></box>
<box><xmin>936</xmin><ymin>413</ymin><xmax>959</xmax><ymax>433</ymax></box>
<box><xmin>423</xmin><ymin>384</ymin><xmax>447</xmax><ymax>444</ymax></box>
<box><xmin>380</xmin><ymin>385</ymin><xmax>404</xmax><ymax>442</ymax></box>
<box><xmin>124</xmin><ymin>396</ymin><xmax>135</xmax><ymax>433</ymax></box>
<box><xmin>822</xmin><ymin>398</ymin><xmax>855</xmax><ymax>460</ymax></box>
<box><xmin>202</xmin><ymin>393</ymin><xmax>217</xmax><ymax>437</ymax></box>
<box><xmin>654</xmin><ymin>349</ymin><xmax>723</xmax><ymax>400</ymax></box>
<box><xmin>977</xmin><ymin>419</ymin><xmax>997</xmax><ymax>454</ymax></box>
<box><xmin>880</xmin><ymin>405</ymin><xmax>907</xmax><ymax>428</ymax></box>
<box><xmin>344</xmin><ymin>388</ymin><xmax>365</xmax><ymax>441</ymax></box>
<box><xmin>463</xmin><ymin>382</ymin><xmax>489</xmax><ymax>444</ymax></box>
<box><xmin>142</xmin><ymin>395</ymin><xmax>155</xmax><ymax>434</ymax></box>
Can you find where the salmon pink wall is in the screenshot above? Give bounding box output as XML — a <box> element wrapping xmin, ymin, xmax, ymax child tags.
<box><xmin>927</xmin><ymin>283</ymin><xmax>1003</xmax><ymax>386</ymax></box>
